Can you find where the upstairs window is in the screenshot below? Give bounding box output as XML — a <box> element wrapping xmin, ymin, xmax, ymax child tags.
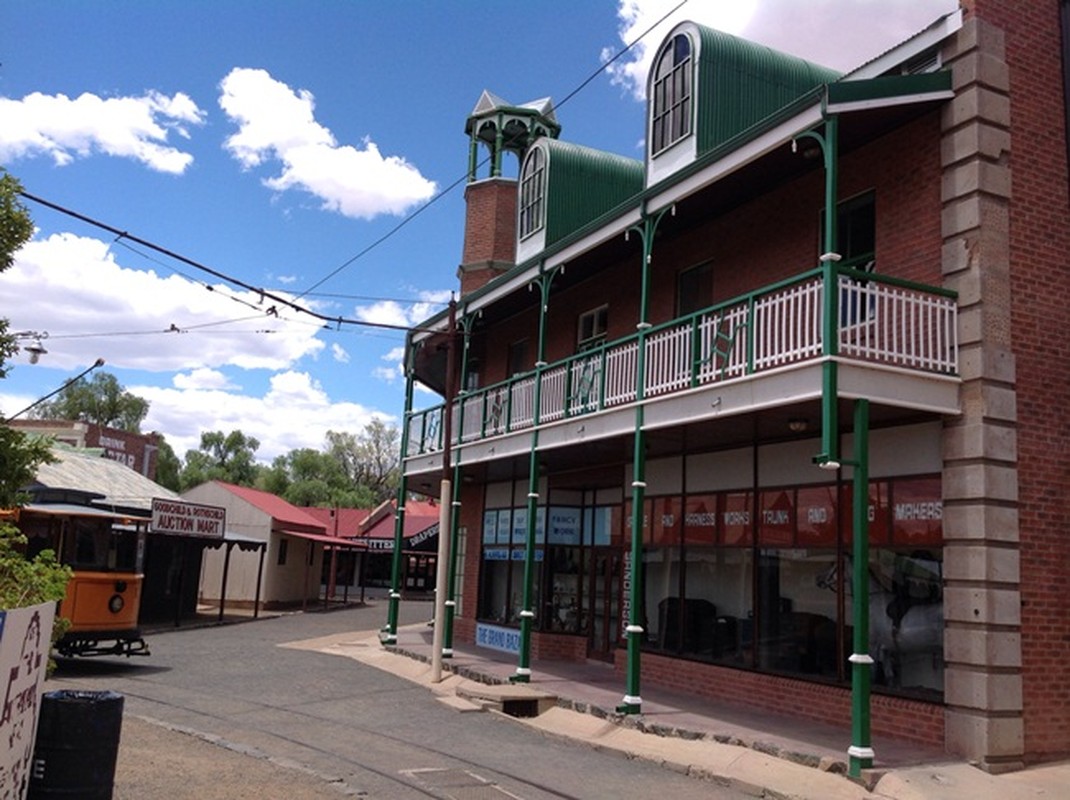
<box><xmin>519</xmin><ymin>147</ymin><xmax>546</xmax><ymax>239</ymax></box>
<box><xmin>577</xmin><ymin>305</ymin><xmax>608</xmax><ymax>351</ymax></box>
<box><xmin>651</xmin><ymin>34</ymin><xmax>693</xmax><ymax>155</ymax></box>
<box><xmin>677</xmin><ymin>261</ymin><xmax>714</xmax><ymax>317</ymax></box>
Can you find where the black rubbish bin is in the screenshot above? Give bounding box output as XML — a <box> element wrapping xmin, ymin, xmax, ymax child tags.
<box><xmin>28</xmin><ymin>689</ymin><xmax>124</xmax><ymax>800</ymax></box>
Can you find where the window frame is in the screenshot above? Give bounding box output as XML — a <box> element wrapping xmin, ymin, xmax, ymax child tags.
<box><xmin>650</xmin><ymin>33</ymin><xmax>694</xmax><ymax>157</ymax></box>
<box><xmin>577</xmin><ymin>305</ymin><xmax>608</xmax><ymax>352</ymax></box>
<box><xmin>518</xmin><ymin>146</ymin><xmax>546</xmax><ymax>240</ymax></box>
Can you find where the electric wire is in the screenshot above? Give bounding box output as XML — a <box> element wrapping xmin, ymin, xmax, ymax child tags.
<box><xmin>292</xmin><ymin>0</ymin><xmax>688</xmax><ymax>297</ymax></box>
<box><xmin>18</xmin><ymin>2</ymin><xmax>687</xmax><ymax>332</ymax></box>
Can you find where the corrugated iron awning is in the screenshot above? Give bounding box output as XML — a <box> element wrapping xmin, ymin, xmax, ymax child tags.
<box><xmin>277</xmin><ymin>529</ymin><xmax>364</xmax><ymax>548</ymax></box>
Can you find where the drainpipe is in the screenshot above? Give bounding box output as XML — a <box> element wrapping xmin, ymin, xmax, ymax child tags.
<box><xmin>619</xmin><ymin>205</ymin><xmax>673</xmax><ymax>714</ymax></box>
<box><xmin>383</xmin><ymin>360</ymin><xmax>416</xmax><ymax>644</ymax></box>
<box><xmin>443</xmin><ymin>309</ymin><xmax>475</xmax><ymax>656</ymax></box>
<box><xmin>512</xmin><ymin>262</ymin><xmax>561</xmax><ymax>683</ymax></box>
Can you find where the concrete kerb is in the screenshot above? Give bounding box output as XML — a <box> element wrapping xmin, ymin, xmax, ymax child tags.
<box><xmin>290</xmin><ymin>627</ymin><xmax>881</xmax><ymax>800</ymax></box>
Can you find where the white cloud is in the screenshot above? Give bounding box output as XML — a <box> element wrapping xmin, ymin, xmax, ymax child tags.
<box><xmin>219</xmin><ymin>67</ymin><xmax>437</xmax><ymax>219</ymax></box>
<box><xmin>172</xmin><ymin>368</ymin><xmax>237</xmax><ymax>391</ymax></box>
<box><xmin>0</xmin><ymin>90</ymin><xmax>205</xmax><ymax>173</ymax></box>
<box><xmin>605</xmin><ymin>0</ymin><xmax>757</xmax><ymax>100</ymax></box>
<box><xmin>605</xmin><ymin>0</ymin><xmax>959</xmax><ymax>99</ymax></box>
<box><xmin>373</xmin><ymin>346</ymin><xmax>405</xmax><ymax>384</ymax></box>
<box><xmin>4</xmin><ymin>231</ymin><xmax>325</xmax><ymax>372</ymax></box>
<box><xmin>135</xmin><ymin>370</ymin><xmax>389</xmax><ymax>461</ymax></box>
<box><xmin>331</xmin><ymin>343</ymin><xmax>350</xmax><ymax>363</ymax></box>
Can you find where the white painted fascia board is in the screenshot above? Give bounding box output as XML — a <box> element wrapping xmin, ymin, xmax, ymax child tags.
<box><xmin>845</xmin><ymin>9</ymin><xmax>964</xmax><ymax>80</ymax></box>
<box><xmin>647</xmin><ymin>104</ymin><xmax>824</xmax><ymax>213</ymax></box>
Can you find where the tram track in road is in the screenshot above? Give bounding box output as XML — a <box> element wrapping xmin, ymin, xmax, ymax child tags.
<box><xmin>57</xmin><ymin>668</ymin><xmax>590</xmax><ymax>800</ymax></box>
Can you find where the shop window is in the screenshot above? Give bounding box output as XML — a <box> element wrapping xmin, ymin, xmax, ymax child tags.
<box><xmin>519</xmin><ymin>146</ymin><xmax>546</xmax><ymax>239</ymax></box>
<box><xmin>650</xmin><ymin>33</ymin><xmax>693</xmax><ymax>156</ymax></box>
<box><xmin>632</xmin><ymin>477</ymin><xmax>942</xmax><ymax>698</ymax></box>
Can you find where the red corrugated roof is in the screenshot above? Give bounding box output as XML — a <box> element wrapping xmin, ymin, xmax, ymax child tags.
<box><xmin>213</xmin><ymin>481</ymin><xmax>325</xmax><ymax>534</ymax></box>
<box><xmin>361</xmin><ymin>499</ymin><xmax>441</xmax><ymax>540</ymax></box>
<box><xmin>302</xmin><ymin>507</ymin><xmax>371</xmax><ymax>536</ymax></box>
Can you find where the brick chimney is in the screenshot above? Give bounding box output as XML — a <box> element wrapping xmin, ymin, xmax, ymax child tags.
<box><xmin>458</xmin><ymin>177</ymin><xmax>517</xmax><ymax>296</ymax></box>
<box><xmin>459</xmin><ymin>91</ymin><xmax>559</xmax><ymax>297</ymax></box>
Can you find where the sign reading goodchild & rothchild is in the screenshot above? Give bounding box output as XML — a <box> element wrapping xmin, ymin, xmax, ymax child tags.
<box><xmin>151</xmin><ymin>498</ymin><xmax>225</xmax><ymax>539</ymax></box>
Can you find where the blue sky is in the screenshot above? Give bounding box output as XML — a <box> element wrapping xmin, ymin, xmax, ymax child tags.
<box><xmin>1</xmin><ymin>0</ymin><xmax>956</xmax><ymax>463</ymax></box>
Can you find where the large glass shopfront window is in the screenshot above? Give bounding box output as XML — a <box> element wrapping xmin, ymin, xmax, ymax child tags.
<box><xmin>479</xmin><ymin>503</ymin><xmax>624</xmax><ymax>647</ymax></box>
<box><xmin>637</xmin><ymin>475</ymin><xmax>943</xmax><ymax>699</ymax></box>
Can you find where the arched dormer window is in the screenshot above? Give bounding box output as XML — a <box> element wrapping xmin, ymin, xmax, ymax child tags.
<box><xmin>651</xmin><ymin>33</ymin><xmax>693</xmax><ymax>155</ymax></box>
<box><xmin>519</xmin><ymin>146</ymin><xmax>546</xmax><ymax>239</ymax></box>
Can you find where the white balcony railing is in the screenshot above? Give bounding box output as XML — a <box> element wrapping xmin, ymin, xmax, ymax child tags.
<box><xmin>406</xmin><ymin>268</ymin><xmax>958</xmax><ymax>458</ymax></box>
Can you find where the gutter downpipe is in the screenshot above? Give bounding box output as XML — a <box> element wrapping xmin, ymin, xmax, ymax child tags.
<box><xmin>512</xmin><ymin>262</ymin><xmax>561</xmax><ymax>683</ymax></box>
<box><xmin>618</xmin><ymin>204</ymin><xmax>673</xmax><ymax>714</ymax></box>
<box><xmin>443</xmin><ymin>308</ymin><xmax>475</xmax><ymax>657</ymax></box>
<box><xmin>383</xmin><ymin>350</ymin><xmax>416</xmax><ymax>644</ymax></box>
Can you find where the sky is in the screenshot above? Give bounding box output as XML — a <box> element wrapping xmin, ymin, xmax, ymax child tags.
<box><xmin>0</xmin><ymin>0</ymin><xmax>959</xmax><ymax>465</ymax></box>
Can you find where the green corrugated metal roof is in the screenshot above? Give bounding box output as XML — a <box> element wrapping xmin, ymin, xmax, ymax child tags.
<box><xmin>539</xmin><ymin>138</ymin><xmax>644</xmax><ymax>248</ymax></box>
<box><xmin>692</xmin><ymin>25</ymin><xmax>841</xmax><ymax>155</ymax></box>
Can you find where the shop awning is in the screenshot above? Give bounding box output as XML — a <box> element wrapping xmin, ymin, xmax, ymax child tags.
<box><xmin>277</xmin><ymin>529</ymin><xmax>364</xmax><ymax>548</ymax></box>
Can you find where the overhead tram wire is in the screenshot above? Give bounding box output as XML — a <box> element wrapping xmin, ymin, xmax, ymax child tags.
<box><xmin>292</xmin><ymin>0</ymin><xmax>690</xmax><ymax>297</ymax></box>
<box><xmin>18</xmin><ymin>3</ymin><xmax>689</xmax><ymax>329</ymax></box>
<box><xmin>18</xmin><ymin>191</ymin><xmax>441</xmax><ymax>335</ymax></box>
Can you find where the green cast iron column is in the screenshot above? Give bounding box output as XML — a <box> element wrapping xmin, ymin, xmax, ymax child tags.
<box><xmin>619</xmin><ymin>207</ymin><xmax>671</xmax><ymax>713</ymax></box>
<box><xmin>796</xmin><ymin>115</ymin><xmax>841</xmax><ymax>468</ymax></box>
<box><xmin>848</xmin><ymin>399</ymin><xmax>874</xmax><ymax>777</ymax></box>
<box><xmin>443</xmin><ymin>312</ymin><xmax>474</xmax><ymax>656</ymax></box>
<box><xmin>512</xmin><ymin>264</ymin><xmax>560</xmax><ymax>683</ymax></box>
<box><xmin>383</xmin><ymin>370</ymin><xmax>415</xmax><ymax>644</ymax></box>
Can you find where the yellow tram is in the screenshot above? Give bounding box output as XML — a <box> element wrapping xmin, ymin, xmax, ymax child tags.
<box><xmin>19</xmin><ymin>502</ymin><xmax>150</xmax><ymax>657</ymax></box>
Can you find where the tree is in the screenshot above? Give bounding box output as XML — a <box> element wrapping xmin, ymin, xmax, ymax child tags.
<box><xmin>0</xmin><ymin>168</ymin><xmax>71</xmax><ymax>663</ymax></box>
<box><xmin>325</xmin><ymin>420</ymin><xmax>400</xmax><ymax>506</ymax></box>
<box><xmin>1</xmin><ymin>169</ymin><xmax>35</xmax><ymax>380</ymax></box>
<box><xmin>154</xmin><ymin>436</ymin><xmax>182</xmax><ymax>492</ymax></box>
<box><xmin>257</xmin><ymin>448</ymin><xmax>375</xmax><ymax>508</ymax></box>
<box><xmin>179</xmin><ymin>429</ymin><xmax>262</xmax><ymax>489</ymax></box>
<box><xmin>31</xmin><ymin>371</ymin><xmax>149</xmax><ymax>432</ymax></box>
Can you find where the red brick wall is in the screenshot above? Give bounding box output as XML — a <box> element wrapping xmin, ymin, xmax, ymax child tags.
<box><xmin>461</xmin><ymin>179</ymin><xmax>517</xmax><ymax>295</ymax></box>
<box><xmin>632</xmin><ymin>650</ymin><xmax>945</xmax><ymax>748</ymax></box>
<box><xmin>471</xmin><ymin>112</ymin><xmax>944</xmax><ymax>386</ymax></box>
<box><xmin>962</xmin><ymin>0</ymin><xmax>1070</xmax><ymax>759</ymax></box>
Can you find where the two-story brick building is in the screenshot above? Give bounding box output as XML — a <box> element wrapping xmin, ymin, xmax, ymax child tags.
<box><xmin>390</xmin><ymin>2</ymin><xmax>1068</xmax><ymax>772</ymax></box>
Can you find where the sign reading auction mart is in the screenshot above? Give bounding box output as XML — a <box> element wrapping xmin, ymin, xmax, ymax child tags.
<box><xmin>151</xmin><ymin>498</ymin><xmax>226</xmax><ymax>539</ymax></box>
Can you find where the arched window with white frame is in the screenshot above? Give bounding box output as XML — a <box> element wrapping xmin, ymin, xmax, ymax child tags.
<box><xmin>519</xmin><ymin>146</ymin><xmax>546</xmax><ymax>239</ymax></box>
<box><xmin>651</xmin><ymin>33</ymin><xmax>693</xmax><ymax>156</ymax></box>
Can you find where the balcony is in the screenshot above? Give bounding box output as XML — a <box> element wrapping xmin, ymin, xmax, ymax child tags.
<box><xmin>404</xmin><ymin>267</ymin><xmax>959</xmax><ymax>472</ymax></box>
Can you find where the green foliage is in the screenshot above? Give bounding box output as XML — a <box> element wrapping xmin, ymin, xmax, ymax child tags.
<box><xmin>30</xmin><ymin>371</ymin><xmax>149</xmax><ymax>432</ymax></box>
<box><xmin>0</xmin><ymin>523</ymin><xmax>72</xmax><ymax>610</ymax></box>
<box><xmin>1</xmin><ymin>169</ymin><xmax>34</xmax><ymax>381</ymax></box>
<box><xmin>153</xmin><ymin>436</ymin><xmax>182</xmax><ymax>491</ymax></box>
<box><xmin>0</xmin><ymin>169</ymin><xmax>34</xmax><ymax>273</ymax></box>
<box><xmin>179</xmin><ymin>429</ymin><xmax>262</xmax><ymax>489</ymax></box>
